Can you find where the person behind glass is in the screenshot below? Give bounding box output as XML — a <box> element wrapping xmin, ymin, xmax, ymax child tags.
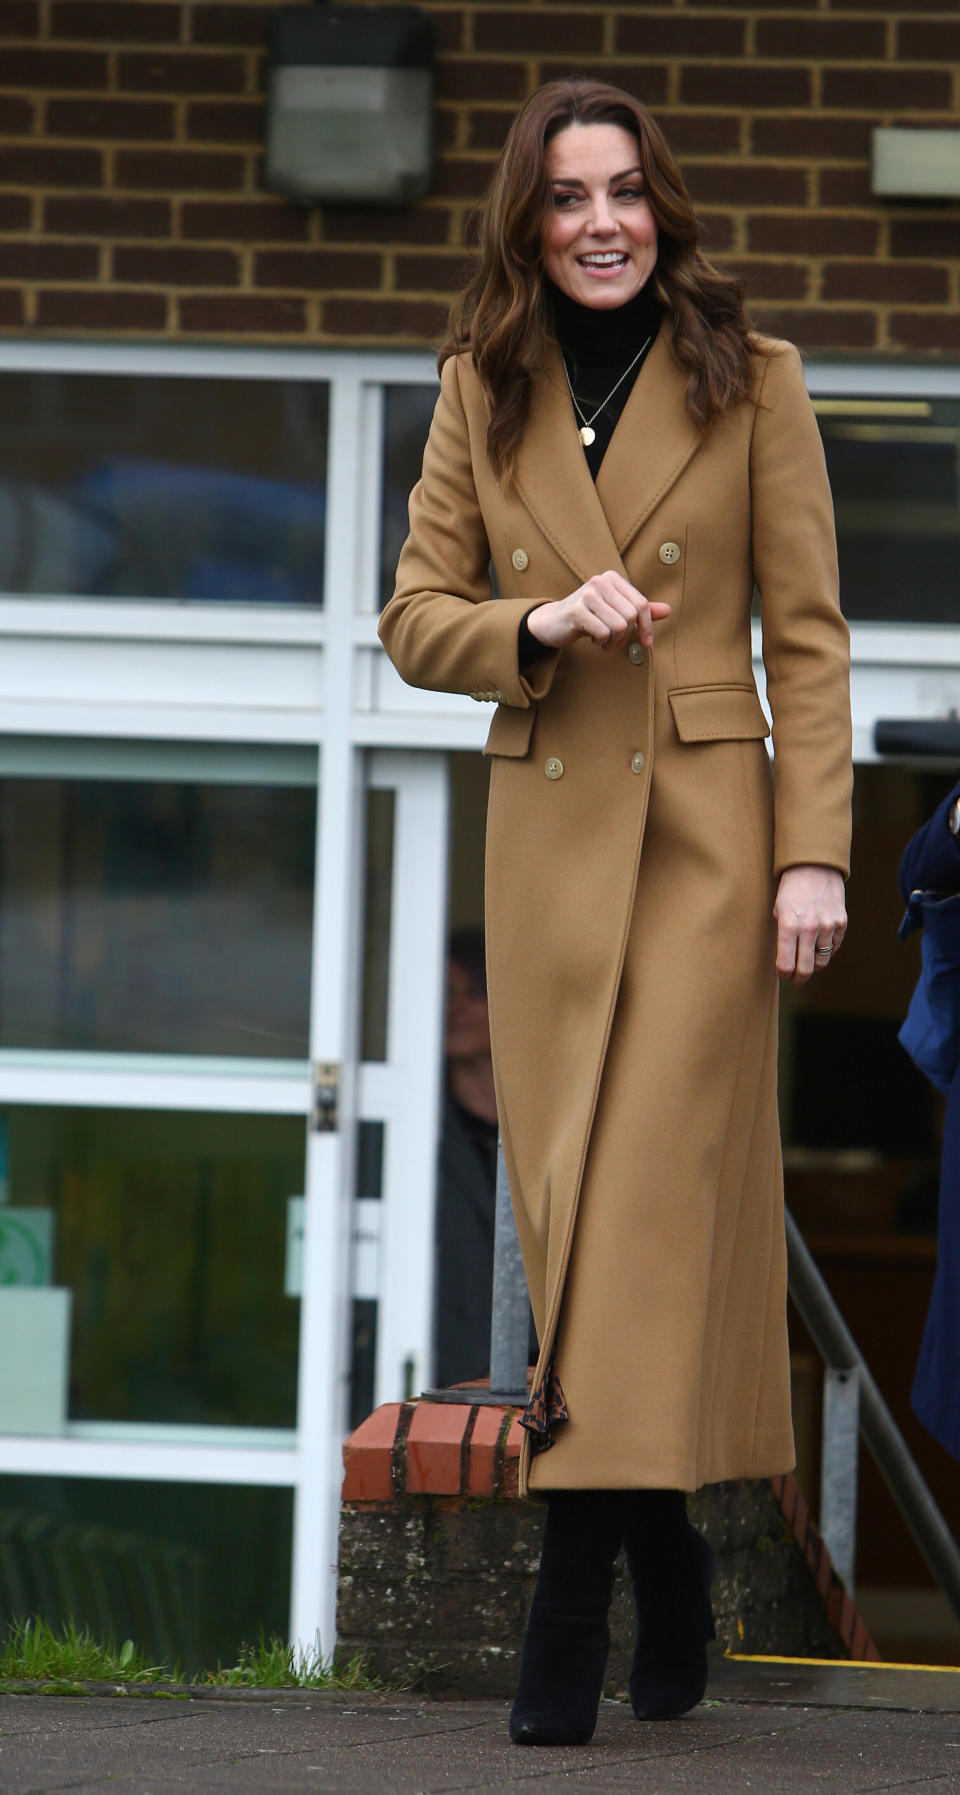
<box><xmin>899</xmin><ymin>784</ymin><xmax>960</xmax><ymax>1463</ymax></box>
<box><xmin>379</xmin><ymin>79</ymin><xmax>852</xmax><ymax>1747</ymax></box>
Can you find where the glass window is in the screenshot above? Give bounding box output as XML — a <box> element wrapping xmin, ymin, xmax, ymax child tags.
<box><xmin>815</xmin><ymin>398</ymin><xmax>960</xmax><ymax>623</ymax></box>
<box><xmin>0</xmin><ymin>372</ymin><xmax>328</xmax><ymax>605</ymax></box>
<box><xmin>0</xmin><ymin>1105</ymin><xmax>304</xmax><ymax>1430</ymax></box>
<box><xmin>780</xmin><ymin>764</ymin><xmax>945</xmax><ymax>1199</ymax></box>
<box><xmin>0</xmin><ymin>772</ymin><xmax>315</xmax><ymax>1057</ymax></box>
<box><xmin>360</xmin><ymin>788</ymin><xmax>395</xmax><ymax>1062</ymax></box>
<box><xmin>379</xmin><ymin>383</ymin><xmax>437</xmax><ymax>609</ymax></box>
<box><xmin>0</xmin><ymin>1475</ymin><xmax>292</xmax><ymax>1674</ymax></box>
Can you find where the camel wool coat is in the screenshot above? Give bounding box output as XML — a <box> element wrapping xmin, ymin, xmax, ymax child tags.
<box><xmin>379</xmin><ymin>329</ymin><xmax>852</xmax><ymax>1498</ymax></box>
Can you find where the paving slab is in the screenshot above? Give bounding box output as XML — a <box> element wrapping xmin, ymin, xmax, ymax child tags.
<box><xmin>1</xmin><ymin>1659</ymin><xmax>959</xmax><ymax>1795</ymax></box>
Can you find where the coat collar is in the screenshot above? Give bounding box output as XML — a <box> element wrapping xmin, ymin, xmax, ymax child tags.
<box><xmin>512</xmin><ymin>333</ymin><xmax>702</xmax><ymax>579</ymax></box>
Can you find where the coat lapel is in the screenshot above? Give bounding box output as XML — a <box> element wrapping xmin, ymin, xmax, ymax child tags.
<box><xmin>513</xmin><ymin>341</ymin><xmax>624</xmax><ymax>583</ymax></box>
<box><xmin>513</xmin><ymin>331</ymin><xmax>703</xmax><ymax>578</ymax></box>
<box><xmin>595</xmin><ymin>331</ymin><xmax>703</xmax><ymax>555</ymax></box>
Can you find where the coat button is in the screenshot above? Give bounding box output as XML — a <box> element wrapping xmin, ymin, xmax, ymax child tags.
<box><xmin>659</xmin><ymin>540</ymin><xmax>680</xmax><ymax>565</ymax></box>
<box><xmin>630</xmin><ymin>751</ymin><xmax>645</xmax><ymax>774</ymax></box>
<box><xmin>512</xmin><ymin>548</ymin><xmax>529</xmax><ymax>572</ymax></box>
<box><xmin>628</xmin><ymin>642</ymin><xmax>644</xmax><ymax>664</ymax></box>
<box><xmin>545</xmin><ymin>757</ymin><xmax>564</xmax><ymax>780</ymax></box>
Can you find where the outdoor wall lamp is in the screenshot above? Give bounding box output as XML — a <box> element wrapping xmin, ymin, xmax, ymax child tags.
<box><xmin>264</xmin><ymin>3</ymin><xmax>435</xmax><ymax>205</ymax></box>
<box><xmin>872</xmin><ymin>128</ymin><xmax>960</xmax><ymax>200</ymax></box>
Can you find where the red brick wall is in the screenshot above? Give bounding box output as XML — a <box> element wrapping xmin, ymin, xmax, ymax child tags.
<box><xmin>0</xmin><ymin>1</ymin><xmax>958</xmax><ymax>352</ymax></box>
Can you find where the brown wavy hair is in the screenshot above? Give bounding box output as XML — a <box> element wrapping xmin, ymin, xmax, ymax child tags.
<box><xmin>441</xmin><ymin>79</ymin><xmax>761</xmax><ymax>479</ymax></box>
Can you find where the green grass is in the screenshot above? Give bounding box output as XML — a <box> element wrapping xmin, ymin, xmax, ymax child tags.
<box><xmin>197</xmin><ymin>1636</ymin><xmax>384</xmax><ymax>1691</ymax></box>
<box><xmin>0</xmin><ymin>1616</ymin><xmax>385</xmax><ymax>1694</ymax></box>
<box><xmin>0</xmin><ymin>1617</ymin><xmax>169</xmax><ymax>1687</ymax></box>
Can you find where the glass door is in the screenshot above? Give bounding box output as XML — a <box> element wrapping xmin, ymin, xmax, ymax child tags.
<box><xmin>0</xmin><ymin>737</ymin><xmax>319</xmax><ymax>1671</ymax></box>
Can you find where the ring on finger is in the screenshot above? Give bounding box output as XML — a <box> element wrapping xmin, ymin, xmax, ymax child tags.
<box><xmin>814</xmin><ymin>942</ymin><xmax>833</xmax><ymax>959</ymax></box>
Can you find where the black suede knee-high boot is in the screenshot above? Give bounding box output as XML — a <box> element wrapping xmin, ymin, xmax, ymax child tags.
<box><xmin>509</xmin><ymin>1490</ymin><xmax>627</xmax><ymax>1747</ymax></box>
<box><xmin>623</xmin><ymin>1490</ymin><xmax>716</xmax><ymax>1721</ymax></box>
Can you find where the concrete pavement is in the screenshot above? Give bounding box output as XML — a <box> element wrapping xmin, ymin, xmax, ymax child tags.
<box><xmin>2</xmin><ymin>1657</ymin><xmax>960</xmax><ymax>1794</ymax></box>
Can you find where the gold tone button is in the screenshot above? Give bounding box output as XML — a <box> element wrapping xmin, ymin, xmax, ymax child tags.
<box><xmin>659</xmin><ymin>540</ymin><xmax>680</xmax><ymax>565</ymax></box>
<box><xmin>630</xmin><ymin>751</ymin><xmax>645</xmax><ymax>774</ymax></box>
<box><xmin>545</xmin><ymin>757</ymin><xmax>564</xmax><ymax>780</ymax></box>
<box><xmin>628</xmin><ymin>642</ymin><xmax>644</xmax><ymax>665</ymax></box>
<box><xmin>512</xmin><ymin>548</ymin><xmax>529</xmax><ymax>572</ymax></box>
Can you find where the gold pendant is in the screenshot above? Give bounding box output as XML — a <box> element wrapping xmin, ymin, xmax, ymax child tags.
<box><xmin>579</xmin><ymin>425</ymin><xmax>596</xmax><ymax>447</ymax></box>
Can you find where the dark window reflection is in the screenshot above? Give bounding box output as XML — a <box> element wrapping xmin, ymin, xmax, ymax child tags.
<box><xmin>0</xmin><ymin>373</ymin><xmax>328</xmax><ymax>605</ymax></box>
<box><xmin>0</xmin><ymin>1106</ymin><xmax>303</xmax><ymax>1430</ymax></box>
<box><xmin>816</xmin><ymin>398</ymin><xmax>960</xmax><ymax>623</ymax></box>
<box><xmin>380</xmin><ymin>383</ymin><xmax>438</xmax><ymax>610</ymax></box>
<box><xmin>0</xmin><ymin>1475</ymin><xmax>292</xmax><ymax>1674</ymax></box>
<box><xmin>350</xmin><ymin>1297</ymin><xmax>378</xmax><ymax>1430</ymax></box>
<box><xmin>0</xmin><ymin>775</ymin><xmax>315</xmax><ymax>1056</ymax></box>
<box><xmin>360</xmin><ymin>788</ymin><xmax>394</xmax><ymax>1061</ymax></box>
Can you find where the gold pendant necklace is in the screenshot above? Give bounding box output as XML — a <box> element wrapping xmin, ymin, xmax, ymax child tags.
<box><xmin>562</xmin><ymin>335</ymin><xmax>652</xmax><ymax>449</ymax></box>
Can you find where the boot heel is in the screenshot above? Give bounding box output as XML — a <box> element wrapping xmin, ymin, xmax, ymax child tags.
<box><xmin>625</xmin><ymin>1497</ymin><xmax>716</xmax><ymax>1722</ymax></box>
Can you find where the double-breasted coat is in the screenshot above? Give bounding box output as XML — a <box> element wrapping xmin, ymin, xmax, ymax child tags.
<box><xmin>379</xmin><ymin>328</ymin><xmax>852</xmax><ymax>1498</ymax></box>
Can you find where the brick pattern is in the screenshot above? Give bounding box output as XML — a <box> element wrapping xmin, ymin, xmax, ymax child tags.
<box><xmin>772</xmin><ymin>1472</ymin><xmax>881</xmax><ymax>1664</ymax></box>
<box><xmin>337</xmin><ymin>1397</ymin><xmax>877</xmax><ymax>1693</ymax></box>
<box><xmin>0</xmin><ymin>3</ymin><xmax>956</xmax><ymax>348</ymax></box>
<box><xmin>341</xmin><ymin>1397</ymin><xmax>523</xmax><ymax>1505</ymax></box>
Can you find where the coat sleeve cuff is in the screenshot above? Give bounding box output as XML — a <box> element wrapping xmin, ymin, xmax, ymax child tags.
<box><xmin>773</xmin><ymin>843</ymin><xmax>851</xmax><ymax>882</ymax></box>
<box><xmin>486</xmin><ymin>596</ymin><xmax>561</xmax><ymax>707</ymax></box>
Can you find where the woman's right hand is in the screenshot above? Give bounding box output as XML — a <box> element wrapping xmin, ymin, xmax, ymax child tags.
<box><xmin>525</xmin><ymin>572</ymin><xmax>671</xmax><ymax>652</ymax></box>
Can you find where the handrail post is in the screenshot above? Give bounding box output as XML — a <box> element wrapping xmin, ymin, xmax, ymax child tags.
<box><xmin>786</xmin><ymin>1207</ymin><xmax>960</xmax><ymax>1625</ymax></box>
<box><xmin>487</xmin><ymin>1140</ymin><xmax>531</xmax><ymax>1401</ymax></box>
<box><xmin>820</xmin><ymin>1366</ymin><xmax>861</xmax><ymax>1591</ymax></box>
<box><xmin>422</xmin><ymin>1134</ymin><xmax>530</xmax><ymax>1406</ymax></box>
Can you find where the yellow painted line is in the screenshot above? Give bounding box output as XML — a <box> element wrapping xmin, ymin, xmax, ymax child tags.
<box><xmin>727</xmin><ymin>1651</ymin><xmax>960</xmax><ymax>1675</ymax></box>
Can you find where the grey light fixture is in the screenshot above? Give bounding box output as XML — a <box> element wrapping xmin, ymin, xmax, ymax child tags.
<box><xmin>265</xmin><ymin>4</ymin><xmax>435</xmax><ymax>206</ymax></box>
<box><xmin>872</xmin><ymin>128</ymin><xmax>960</xmax><ymax>200</ymax></box>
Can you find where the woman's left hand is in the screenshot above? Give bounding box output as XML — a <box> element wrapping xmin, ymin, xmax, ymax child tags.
<box><xmin>773</xmin><ymin>864</ymin><xmax>847</xmax><ymax>985</ymax></box>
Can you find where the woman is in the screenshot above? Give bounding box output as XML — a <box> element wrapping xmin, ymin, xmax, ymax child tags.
<box><xmin>379</xmin><ymin>79</ymin><xmax>852</xmax><ymax>1746</ymax></box>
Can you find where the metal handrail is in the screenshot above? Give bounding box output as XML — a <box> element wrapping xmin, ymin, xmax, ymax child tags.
<box><xmin>786</xmin><ymin>1207</ymin><xmax>960</xmax><ymax>1620</ymax></box>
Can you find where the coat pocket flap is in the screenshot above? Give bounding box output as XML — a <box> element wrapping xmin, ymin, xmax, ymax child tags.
<box><xmin>668</xmin><ymin>683</ymin><xmax>770</xmax><ymax>743</ymax></box>
<box><xmin>483</xmin><ymin>704</ymin><xmax>536</xmax><ymax>758</ymax></box>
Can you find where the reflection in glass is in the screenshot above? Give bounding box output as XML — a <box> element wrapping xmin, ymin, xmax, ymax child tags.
<box><xmin>360</xmin><ymin>788</ymin><xmax>395</xmax><ymax>1062</ymax></box>
<box><xmin>0</xmin><ymin>372</ymin><xmax>328</xmax><ymax>604</ymax></box>
<box><xmin>779</xmin><ymin>764</ymin><xmax>943</xmax><ymax>1165</ymax></box>
<box><xmin>0</xmin><ymin>1474</ymin><xmax>292</xmax><ymax>1673</ymax></box>
<box><xmin>0</xmin><ymin>775</ymin><xmax>315</xmax><ymax>1056</ymax></box>
<box><xmin>815</xmin><ymin>398</ymin><xmax>960</xmax><ymax>623</ymax></box>
<box><xmin>379</xmin><ymin>384</ymin><xmax>438</xmax><ymax>609</ymax></box>
<box><xmin>0</xmin><ymin>1106</ymin><xmax>303</xmax><ymax>1429</ymax></box>
<box><xmin>356</xmin><ymin>1119</ymin><xmax>385</xmax><ymax>1199</ymax></box>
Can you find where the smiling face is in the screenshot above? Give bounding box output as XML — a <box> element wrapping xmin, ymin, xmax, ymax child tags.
<box><xmin>540</xmin><ymin>121</ymin><xmax>658</xmax><ymax>310</ymax></box>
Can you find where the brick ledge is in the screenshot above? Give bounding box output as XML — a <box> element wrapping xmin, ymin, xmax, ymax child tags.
<box><xmin>342</xmin><ymin>1400</ymin><xmax>881</xmax><ymax>1662</ymax></box>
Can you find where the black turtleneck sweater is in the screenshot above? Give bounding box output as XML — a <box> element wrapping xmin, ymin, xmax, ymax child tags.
<box><xmin>518</xmin><ymin>278</ymin><xmax>663</xmax><ymax>665</ymax></box>
<box><xmin>547</xmin><ymin>275</ymin><xmax>662</xmax><ymax>479</ymax></box>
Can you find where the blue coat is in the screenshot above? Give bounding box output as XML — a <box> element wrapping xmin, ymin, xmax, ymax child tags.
<box><xmin>899</xmin><ymin>779</ymin><xmax>960</xmax><ymax>1460</ymax></box>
